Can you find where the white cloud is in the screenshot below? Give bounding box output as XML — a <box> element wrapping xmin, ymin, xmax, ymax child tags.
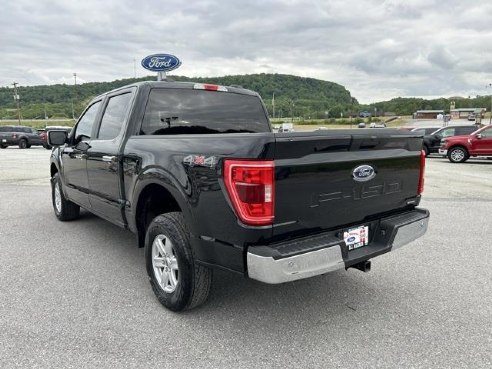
<box><xmin>0</xmin><ymin>0</ymin><xmax>491</xmax><ymax>103</ymax></box>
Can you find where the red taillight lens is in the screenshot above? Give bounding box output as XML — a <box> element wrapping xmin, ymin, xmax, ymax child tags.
<box><xmin>418</xmin><ymin>150</ymin><xmax>425</xmax><ymax>194</ymax></box>
<box><xmin>223</xmin><ymin>160</ymin><xmax>275</xmax><ymax>226</ymax></box>
<box><xmin>193</xmin><ymin>83</ymin><xmax>228</xmax><ymax>92</ymax></box>
<box><xmin>12</xmin><ymin>134</ymin><xmax>17</xmax><ymax>139</ymax></box>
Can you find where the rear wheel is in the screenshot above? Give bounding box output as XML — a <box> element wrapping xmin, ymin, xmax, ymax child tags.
<box><xmin>51</xmin><ymin>173</ymin><xmax>80</xmax><ymax>221</ymax></box>
<box><xmin>0</xmin><ymin>144</ymin><xmax>6</xmax><ymax>149</ymax></box>
<box><xmin>145</xmin><ymin>212</ymin><xmax>212</xmax><ymax>311</ymax></box>
<box><xmin>18</xmin><ymin>139</ymin><xmax>27</xmax><ymax>149</ymax></box>
<box><xmin>448</xmin><ymin>146</ymin><xmax>469</xmax><ymax>163</ymax></box>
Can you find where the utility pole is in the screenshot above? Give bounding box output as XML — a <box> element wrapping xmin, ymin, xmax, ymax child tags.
<box><xmin>487</xmin><ymin>83</ymin><xmax>492</xmax><ymax>125</ymax></box>
<box><xmin>12</xmin><ymin>82</ymin><xmax>21</xmax><ymax>124</ymax></box>
<box><xmin>72</xmin><ymin>73</ymin><xmax>77</xmax><ymax>120</ymax></box>
<box><xmin>272</xmin><ymin>93</ymin><xmax>275</xmax><ymax>119</ymax></box>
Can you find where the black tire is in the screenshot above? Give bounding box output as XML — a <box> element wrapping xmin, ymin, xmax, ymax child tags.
<box><xmin>44</xmin><ymin>144</ymin><xmax>52</xmax><ymax>150</ymax></box>
<box><xmin>0</xmin><ymin>144</ymin><xmax>6</xmax><ymax>149</ymax></box>
<box><xmin>18</xmin><ymin>139</ymin><xmax>27</xmax><ymax>149</ymax></box>
<box><xmin>51</xmin><ymin>172</ymin><xmax>80</xmax><ymax>221</ymax></box>
<box><xmin>26</xmin><ymin>144</ymin><xmax>31</xmax><ymax>148</ymax></box>
<box><xmin>447</xmin><ymin>146</ymin><xmax>469</xmax><ymax>163</ymax></box>
<box><xmin>145</xmin><ymin>212</ymin><xmax>212</xmax><ymax>311</ymax></box>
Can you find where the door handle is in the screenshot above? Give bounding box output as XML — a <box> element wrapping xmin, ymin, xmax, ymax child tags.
<box><xmin>102</xmin><ymin>155</ymin><xmax>116</xmax><ymax>162</ymax></box>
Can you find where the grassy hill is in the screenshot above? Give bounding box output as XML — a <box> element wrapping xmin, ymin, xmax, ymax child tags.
<box><xmin>0</xmin><ymin>74</ymin><xmax>356</xmax><ymax>120</ymax></box>
<box><xmin>1</xmin><ymin>74</ymin><xmax>489</xmax><ymax>121</ymax></box>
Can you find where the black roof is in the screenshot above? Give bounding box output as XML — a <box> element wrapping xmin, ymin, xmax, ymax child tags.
<box><xmin>95</xmin><ymin>80</ymin><xmax>259</xmax><ymax>100</ymax></box>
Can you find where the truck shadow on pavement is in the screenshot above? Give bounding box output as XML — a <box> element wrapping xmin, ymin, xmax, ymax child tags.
<box><xmin>65</xmin><ymin>209</ymin><xmax>399</xmax><ymax>326</ymax></box>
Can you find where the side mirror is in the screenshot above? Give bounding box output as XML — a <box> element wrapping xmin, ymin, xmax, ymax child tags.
<box><xmin>476</xmin><ymin>133</ymin><xmax>483</xmax><ymax>139</ymax></box>
<box><xmin>47</xmin><ymin>130</ymin><xmax>68</xmax><ymax>146</ymax></box>
<box><xmin>434</xmin><ymin>134</ymin><xmax>442</xmax><ymax>140</ymax></box>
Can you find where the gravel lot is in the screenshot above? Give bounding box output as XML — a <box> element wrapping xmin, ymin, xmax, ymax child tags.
<box><xmin>0</xmin><ymin>146</ymin><xmax>491</xmax><ymax>368</ymax></box>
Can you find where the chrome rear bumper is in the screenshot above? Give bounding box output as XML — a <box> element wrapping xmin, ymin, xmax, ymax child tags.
<box><xmin>247</xmin><ymin>209</ymin><xmax>429</xmax><ymax>284</ymax></box>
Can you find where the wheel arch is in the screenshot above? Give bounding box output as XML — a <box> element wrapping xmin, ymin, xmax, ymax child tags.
<box><xmin>134</xmin><ymin>181</ymin><xmax>189</xmax><ymax>248</ymax></box>
<box><xmin>50</xmin><ymin>162</ymin><xmax>59</xmax><ymax>177</ymax></box>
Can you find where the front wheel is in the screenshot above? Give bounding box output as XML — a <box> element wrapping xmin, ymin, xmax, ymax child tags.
<box><xmin>448</xmin><ymin>146</ymin><xmax>469</xmax><ymax>163</ymax></box>
<box><xmin>51</xmin><ymin>173</ymin><xmax>80</xmax><ymax>221</ymax></box>
<box><xmin>145</xmin><ymin>212</ymin><xmax>212</xmax><ymax>311</ymax></box>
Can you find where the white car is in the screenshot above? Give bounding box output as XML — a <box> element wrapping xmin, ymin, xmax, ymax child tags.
<box><xmin>369</xmin><ymin>122</ymin><xmax>387</xmax><ymax>128</ymax></box>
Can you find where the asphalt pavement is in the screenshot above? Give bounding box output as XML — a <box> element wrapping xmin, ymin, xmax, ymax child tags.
<box><xmin>0</xmin><ymin>147</ymin><xmax>491</xmax><ymax>368</ymax></box>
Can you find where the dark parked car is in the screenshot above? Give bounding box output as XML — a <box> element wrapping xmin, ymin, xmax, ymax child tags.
<box><xmin>359</xmin><ymin>111</ymin><xmax>372</xmax><ymax>117</ymax></box>
<box><xmin>422</xmin><ymin>125</ymin><xmax>478</xmax><ymax>156</ymax></box>
<box><xmin>0</xmin><ymin>125</ymin><xmax>43</xmax><ymax>149</ymax></box>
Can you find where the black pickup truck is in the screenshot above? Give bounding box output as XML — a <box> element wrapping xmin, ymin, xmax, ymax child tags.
<box><xmin>48</xmin><ymin>81</ymin><xmax>429</xmax><ymax>311</ymax></box>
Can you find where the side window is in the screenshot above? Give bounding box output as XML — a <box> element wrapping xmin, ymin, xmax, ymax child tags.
<box><xmin>97</xmin><ymin>93</ymin><xmax>133</xmax><ymax>140</ymax></box>
<box><xmin>440</xmin><ymin>128</ymin><xmax>455</xmax><ymax>137</ymax></box>
<box><xmin>74</xmin><ymin>101</ymin><xmax>102</xmax><ymax>141</ymax></box>
<box><xmin>456</xmin><ymin>127</ymin><xmax>475</xmax><ymax>135</ymax></box>
<box><xmin>481</xmin><ymin>128</ymin><xmax>492</xmax><ymax>138</ymax></box>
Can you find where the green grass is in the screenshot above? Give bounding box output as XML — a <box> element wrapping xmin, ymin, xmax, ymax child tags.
<box><xmin>0</xmin><ymin>119</ymin><xmax>75</xmax><ymax>129</ymax></box>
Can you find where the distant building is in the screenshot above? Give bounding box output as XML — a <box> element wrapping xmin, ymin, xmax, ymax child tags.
<box><xmin>414</xmin><ymin>110</ymin><xmax>445</xmax><ymax>119</ymax></box>
<box><xmin>450</xmin><ymin>108</ymin><xmax>485</xmax><ymax>119</ymax></box>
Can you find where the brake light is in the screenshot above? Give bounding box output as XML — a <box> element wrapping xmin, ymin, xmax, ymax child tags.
<box><xmin>193</xmin><ymin>83</ymin><xmax>228</xmax><ymax>92</ymax></box>
<box><xmin>12</xmin><ymin>134</ymin><xmax>17</xmax><ymax>139</ymax></box>
<box><xmin>223</xmin><ymin>160</ymin><xmax>275</xmax><ymax>226</ymax></box>
<box><xmin>418</xmin><ymin>150</ymin><xmax>425</xmax><ymax>194</ymax></box>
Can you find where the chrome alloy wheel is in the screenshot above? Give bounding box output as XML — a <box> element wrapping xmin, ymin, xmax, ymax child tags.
<box><xmin>450</xmin><ymin>148</ymin><xmax>465</xmax><ymax>162</ymax></box>
<box><xmin>152</xmin><ymin>234</ymin><xmax>179</xmax><ymax>293</ymax></box>
<box><xmin>54</xmin><ymin>182</ymin><xmax>62</xmax><ymax>213</ymax></box>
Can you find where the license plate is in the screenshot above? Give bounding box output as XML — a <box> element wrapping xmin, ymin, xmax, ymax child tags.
<box><xmin>344</xmin><ymin>225</ymin><xmax>369</xmax><ymax>250</ymax></box>
<box><xmin>1</xmin><ymin>139</ymin><xmax>6</xmax><ymax>142</ymax></box>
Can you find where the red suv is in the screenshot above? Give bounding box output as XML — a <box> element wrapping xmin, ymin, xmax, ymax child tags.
<box><xmin>439</xmin><ymin>125</ymin><xmax>492</xmax><ymax>163</ymax></box>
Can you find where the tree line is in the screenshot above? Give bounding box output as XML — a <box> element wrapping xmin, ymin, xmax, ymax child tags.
<box><xmin>0</xmin><ymin>73</ymin><xmax>489</xmax><ymax>120</ymax></box>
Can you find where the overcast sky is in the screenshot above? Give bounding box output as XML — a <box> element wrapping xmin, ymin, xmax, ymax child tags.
<box><xmin>1</xmin><ymin>0</ymin><xmax>491</xmax><ymax>103</ymax></box>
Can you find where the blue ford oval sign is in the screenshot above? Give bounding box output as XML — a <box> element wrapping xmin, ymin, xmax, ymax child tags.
<box><xmin>352</xmin><ymin>165</ymin><xmax>376</xmax><ymax>182</ymax></box>
<box><xmin>141</xmin><ymin>54</ymin><xmax>181</xmax><ymax>72</ymax></box>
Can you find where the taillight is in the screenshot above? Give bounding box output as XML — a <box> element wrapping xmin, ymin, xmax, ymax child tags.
<box><xmin>193</xmin><ymin>83</ymin><xmax>228</xmax><ymax>92</ymax></box>
<box><xmin>12</xmin><ymin>134</ymin><xmax>17</xmax><ymax>139</ymax></box>
<box><xmin>418</xmin><ymin>150</ymin><xmax>425</xmax><ymax>194</ymax></box>
<box><xmin>223</xmin><ymin>160</ymin><xmax>275</xmax><ymax>226</ymax></box>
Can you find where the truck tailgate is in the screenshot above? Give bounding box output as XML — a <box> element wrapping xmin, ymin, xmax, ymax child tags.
<box><xmin>273</xmin><ymin>130</ymin><xmax>423</xmax><ymax>236</ymax></box>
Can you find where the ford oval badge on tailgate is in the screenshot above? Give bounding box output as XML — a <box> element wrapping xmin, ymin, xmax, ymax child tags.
<box><xmin>352</xmin><ymin>165</ymin><xmax>376</xmax><ymax>182</ymax></box>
